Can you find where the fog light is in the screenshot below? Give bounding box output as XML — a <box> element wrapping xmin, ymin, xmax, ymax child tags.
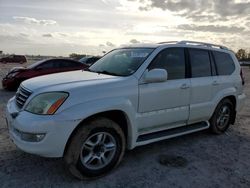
<box><xmin>14</xmin><ymin>128</ymin><xmax>45</xmax><ymax>142</ymax></box>
<box><xmin>21</xmin><ymin>133</ymin><xmax>45</xmax><ymax>142</ymax></box>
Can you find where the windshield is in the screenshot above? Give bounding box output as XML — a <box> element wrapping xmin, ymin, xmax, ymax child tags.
<box><xmin>89</xmin><ymin>48</ymin><xmax>154</xmax><ymax>76</ymax></box>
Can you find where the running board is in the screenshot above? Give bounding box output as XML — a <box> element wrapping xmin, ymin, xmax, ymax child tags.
<box><xmin>137</xmin><ymin>121</ymin><xmax>209</xmax><ymax>143</ymax></box>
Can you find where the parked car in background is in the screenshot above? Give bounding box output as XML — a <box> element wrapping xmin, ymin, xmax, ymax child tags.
<box><xmin>2</xmin><ymin>58</ymin><xmax>88</xmax><ymax>90</ymax></box>
<box><xmin>0</xmin><ymin>55</ymin><xmax>27</xmax><ymax>64</ymax></box>
<box><xmin>240</xmin><ymin>61</ymin><xmax>250</xmax><ymax>66</ymax></box>
<box><xmin>79</xmin><ymin>56</ymin><xmax>100</xmax><ymax>66</ymax></box>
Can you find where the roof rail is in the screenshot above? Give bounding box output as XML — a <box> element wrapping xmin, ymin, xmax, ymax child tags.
<box><xmin>177</xmin><ymin>40</ymin><xmax>229</xmax><ymax>50</ymax></box>
<box><xmin>157</xmin><ymin>41</ymin><xmax>178</xmax><ymax>44</ymax></box>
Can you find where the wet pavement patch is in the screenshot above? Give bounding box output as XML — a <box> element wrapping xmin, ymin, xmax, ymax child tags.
<box><xmin>158</xmin><ymin>155</ymin><xmax>188</xmax><ymax>168</ymax></box>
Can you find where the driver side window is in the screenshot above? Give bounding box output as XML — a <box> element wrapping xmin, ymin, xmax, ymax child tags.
<box><xmin>149</xmin><ymin>48</ymin><xmax>186</xmax><ymax>80</ymax></box>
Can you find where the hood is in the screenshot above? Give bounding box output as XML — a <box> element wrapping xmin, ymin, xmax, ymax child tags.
<box><xmin>22</xmin><ymin>70</ymin><xmax>116</xmax><ymax>91</ymax></box>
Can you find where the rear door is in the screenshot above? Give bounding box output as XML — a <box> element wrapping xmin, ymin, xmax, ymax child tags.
<box><xmin>211</xmin><ymin>51</ymin><xmax>237</xmax><ymax>97</ymax></box>
<box><xmin>211</xmin><ymin>51</ymin><xmax>237</xmax><ymax>104</ymax></box>
<box><xmin>188</xmin><ymin>48</ymin><xmax>214</xmax><ymax>124</ymax></box>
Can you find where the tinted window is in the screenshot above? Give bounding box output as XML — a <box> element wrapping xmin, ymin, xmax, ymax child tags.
<box><xmin>213</xmin><ymin>51</ymin><xmax>235</xmax><ymax>75</ymax></box>
<box><xmin>54</xmin><ymin>60</ymin><xmax>80</xmax><ymax>68</ymax></box>
<box><xmin>189</xmin><ymin>49</ymin><xmax>211</xmax><ymax>78</ymax></box>
<box><xmin>36</xmin><ymin>60</ymin><xmax>54</xmax><ymax>69</ymax></box>
<box><xmin>149</xmin><ymin>48</ymin><xmax>185</xmax><ymax>80</ymax></box>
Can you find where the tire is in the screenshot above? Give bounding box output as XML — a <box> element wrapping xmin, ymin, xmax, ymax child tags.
<box><xmin>210</xmin><ymin>99</ymin><xmax>234</xmax><ymax>134</ymax></box>
<box><xmin>64</xmin><ymin>117</ymin><xmax>126</xmax><ymax>180</ymax></box>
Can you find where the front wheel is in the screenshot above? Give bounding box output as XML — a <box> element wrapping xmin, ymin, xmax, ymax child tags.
<box><xmin>210</xmin><ymin>99</ymin><xmax>233</xmax><ymax>134</ymax></box>
<box><xmin>64</xmin><ymin>117</ymin><xmax>126</xmax><ymax>180</ymax></box>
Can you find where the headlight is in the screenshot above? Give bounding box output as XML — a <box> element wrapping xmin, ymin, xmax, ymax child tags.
<box><xmin>25</xmin><ymin>92</ymin><xmax>68</xmax><ymax>115</ymax></box>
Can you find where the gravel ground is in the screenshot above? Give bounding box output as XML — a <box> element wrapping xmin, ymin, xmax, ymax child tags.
<box><xmin>0</xmin><ymin>63</ymin><xmax>250</xmax><ymax>188</ymax></box>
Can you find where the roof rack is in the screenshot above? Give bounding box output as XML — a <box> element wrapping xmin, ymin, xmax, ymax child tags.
<box><xmin>177</xmin><ymin>40</ymin><xmax>229</xmax><ymax>50</ymax></box>
<box><xmin>157</xmin><ymin>41</ymin><xmax>178</xmax><ymax>44</ymax></box>
<box><xmin>157</xmin><ymin>40</ymin><xmax>229</xmax><ymax>50</ymax></box>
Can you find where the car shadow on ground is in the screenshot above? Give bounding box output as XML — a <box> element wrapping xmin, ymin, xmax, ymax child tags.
<box><xmin>2</xmin><ymin>125</ymin><xmax>250</xmax><ymax>188</ymax></box>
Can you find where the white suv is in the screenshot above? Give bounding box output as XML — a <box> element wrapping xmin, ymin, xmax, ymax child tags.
<box><xmin>6</xmin><ymin>41</ymin><xmax>246</xmax><ymax>179</ymax></box>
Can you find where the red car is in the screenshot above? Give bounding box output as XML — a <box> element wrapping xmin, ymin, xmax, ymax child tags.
<box><xmin>0</xmin><ymin>55</ymin><xmax>27</xmax><ymax>64</ymax></box>
<box><xmin>2</xmin><ymin>58</ymin><xmax>88</xmax><ymax>90</ymax></box>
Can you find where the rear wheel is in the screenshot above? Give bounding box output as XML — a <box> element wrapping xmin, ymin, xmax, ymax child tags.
<box><xmin>210</xmin><ymin>99</ymin><xmax>233</xmax><ymax>134</ymax></box>
<box><xmin>64</xmin><ymin>117</ymin><xmax>125</xmax><ymax>180</ymax></box>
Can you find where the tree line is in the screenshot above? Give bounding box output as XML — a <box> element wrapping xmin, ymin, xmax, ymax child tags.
<box><xmin>69</xmin><ymin>53</ymin><xmax>87</xmax><ymax>60</ymax></box>
<box><xmin>235</xmin><ymin>49</ymin><xmax>250</xmax><ymax>61</ymax></box>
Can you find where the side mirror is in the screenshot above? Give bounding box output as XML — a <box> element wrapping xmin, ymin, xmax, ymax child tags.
<box><xmin>144</xmin><ymin>69</ymin><xmax>168</xmax><ymax>83</ymax></box>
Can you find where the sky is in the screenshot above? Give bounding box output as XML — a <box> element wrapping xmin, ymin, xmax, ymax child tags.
<box><xmin>0</xmin><ymin>0</ymin><xmax>250</xmax><ymax>56</ymax></box>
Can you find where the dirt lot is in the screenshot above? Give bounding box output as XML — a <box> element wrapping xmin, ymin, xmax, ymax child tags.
<box><xmin>0</xmin><ymin>63</ymin><xmax>250</xmax><ymax>188</ymax></box>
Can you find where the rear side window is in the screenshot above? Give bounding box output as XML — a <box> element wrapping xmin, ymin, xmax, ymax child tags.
<box><xmin>149</xmin><ymin>48</ymin><xmax>185</xmax><ymax>80</ymax></box>
<box><xmin>213</xmin><ymin>51</ymin><xmax>235</xmax><ymax>75</ymax></box>
<box><xmin>189</xmin><ymin>49</ymin><xmax>211</xmax><ymax>78</ymax></box>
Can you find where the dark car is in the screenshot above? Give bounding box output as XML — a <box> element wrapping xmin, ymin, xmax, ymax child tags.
<box><xmin>79</xmin><ymin>56</ymin><xmax>100</xmax><ymax>66</ymax></box>
<box><xmin>2</xmin><ymin>58</ymin><xmax>88</xmax><ymax>90</ymax></box>
<box><xmin>240</xmin><ymin>61</ymin><xmax>250</xmax><ymax>66</ymax></box>
<box><xmin>0</xmin><ymin>55</ymin><xmax>27</xmax><ymax>64</ymax></box>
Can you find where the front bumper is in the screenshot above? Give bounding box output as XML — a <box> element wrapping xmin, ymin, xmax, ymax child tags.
<box><xmin>6</xmin><ymin>97</ymin><xmax>80</xmax><ymax>157</ymax></box>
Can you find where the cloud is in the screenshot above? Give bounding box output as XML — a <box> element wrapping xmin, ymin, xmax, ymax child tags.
<box><xmin>135</xmin><ymin>0</ymin><xmax>250</xmax><ymax>20</ymax></box>
<box><xmin>130</xmin><ymin>39</ymin><xmax>140</xmax><ymax>44</ymax></box>
<box><xmin>177</xmin><ymin>24</ymin><xmax>245</xmax><ymax>33</ymax></box>
<box><xmin>13</xmin><ymin>16</ymin><xmax>57</xmax><ymax>26</ymax></box>
<box><xmin>246</xmin><ymin>22</ymin><xmax>250</xmax><ymax>28</ymax></box>
<box><xmin>59</xmin><ymin>33</ymin><xmax>68</xmax><ymax>37</ymax></box>
<box><xmin>136</xmin><ymin>0</ymin><xmax>211</xmax><ymax>13</ymax></box>
<box><xmin>106</xmin><ymin>41</ymin><xmax>115</xmax><ymax>47</ymax></box>
<box><xmin>0</xmin><ymin>34</ymin><xmax>31</xmax><ymax>44</ymax></box>
<box><xmin>19</xmin><ymin>33</ymin><xmax>29</xmax><ymax>37</ymax></box>
<box><xmin>213</xmin><ymin>0</ymin><xmax>250</xmax><ymax>17</ymax></box>
<box><xmin>42</xmin><ymin>33</ymin><xmax>53</xmax><ymax>37</ymax></box>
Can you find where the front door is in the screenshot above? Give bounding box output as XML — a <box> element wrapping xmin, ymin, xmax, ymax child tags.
<box><xmin>138</xmin><ymin>48</ymin><xmax>190</xmax><ymax>131</ymax></box>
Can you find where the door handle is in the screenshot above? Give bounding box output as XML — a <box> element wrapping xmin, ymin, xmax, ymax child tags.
<box><xmin>212</xmin><ymin>81</ymin><xmax>219</xmax><ymax>86</ymax></box>
<box><xmin>180</xmin><ymin>83</ymin><xmax>190</xmax><ymax>89</ymax></box>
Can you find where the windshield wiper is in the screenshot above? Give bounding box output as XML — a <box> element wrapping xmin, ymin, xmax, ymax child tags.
<box><xmin>84</xmin><ymin>68</ymin><xmax>121</xmax><ymax>76</ymax></box>
<box><xmin>94</xmin><ymin>70</ymin><xmax>121</xmax><ymax>76</ymax></box>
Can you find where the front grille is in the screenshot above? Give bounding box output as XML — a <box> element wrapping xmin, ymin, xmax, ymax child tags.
<box><xmin>15</xmin><ymin>86</ymin><xmax>32</xmax><ymax>109</ymax></box>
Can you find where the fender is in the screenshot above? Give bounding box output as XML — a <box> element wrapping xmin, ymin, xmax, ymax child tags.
<box><xmin>208</xmin><ymin>87</ymin><xmax>237</xmax><ymax>118</ymax></box>
<box><xmin>59</xmin><ymin>97</ymin><xmax>139</xmax><ymax>149</ymax></box>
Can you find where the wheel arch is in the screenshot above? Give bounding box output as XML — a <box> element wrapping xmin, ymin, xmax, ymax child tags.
<box><xmin>63</xmin><ymin>110</ymin><xmax>132</xmax><ymax>156</ymax></box>
<box><xmin>212</xmin><ymin>95</ymin><xmax>237</xmax><ymax>125</ymax></box>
